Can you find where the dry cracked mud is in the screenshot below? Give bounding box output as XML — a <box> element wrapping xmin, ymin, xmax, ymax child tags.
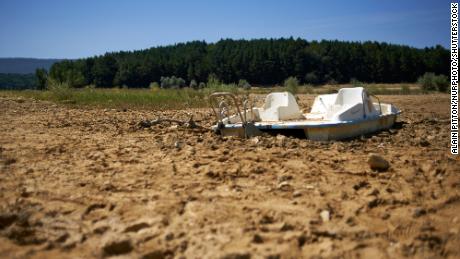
<box><xmin>0</xmin><ymin>94</ymin><xmax>459</xmax><ymax>258</ymax></box>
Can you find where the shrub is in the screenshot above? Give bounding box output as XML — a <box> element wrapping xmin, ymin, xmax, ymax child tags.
<box><xmin>189</xmin><ymin>79</ymin><xmax>198</xmax><ymax>89</ymax></box>
<box><xmin>238</xmin><ymin>79</ymin><xmax>251</xmax><ymax>90</ymax></box>
<box><xmin>177</xmin><ymin>77</ymin><xmax>186</xmax><ymax>88</ymax></box>
<box><xmin>149</xmin><ymin>82</ymin><xmax>160</xmax><ymax>91</ymax></box>
<box><xmin>198</xmin><ymin>82</ymin><xmax>206</xmax><ymax>89</ymax></box>
<box><xmin>284</xmin><ymin>76</ymin><xmax>299</xmax><ymax>95</ymax></box>
<box><xmin>435</xmin><ymin>74</ymin><xmax>449</xmax><ymax>92</ymax></box>
<box><xmin>350</xmin><ymin>78</ymin><xmax>364</xmax><ymax>87</ymax></box>
<box><xmin>417</xmin><ymin>73</ymin><xmax>437</xmax><ymax>92</ymax></box>
<box><xmin>47</xmin><ymin>78</ymin><xmax>73</xmax><ymax>101</ymax></box>
<box><xmin>417</xmin><ymin>73</ymin><xmax>449</xmax><ymax>92</ymax></box>
<box><xmin>160</xmin><ymin>76</ymin><xmax>186</xmax><ymax>89</ymax></box>
<box><xmin>207</xmin><ymin>74</ymin><xmax>220</xmax><ymax>88</ymax></box>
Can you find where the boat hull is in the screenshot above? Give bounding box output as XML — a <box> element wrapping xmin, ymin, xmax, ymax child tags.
<box><xmin>304</xmin><ymin>114</ymin><xmax>397</xmax><ymax>140</ymax></box>
<box><xmin>216</xmin><ymin>114</ymin><xmax>398</xmax><ymax>140</ymax></box>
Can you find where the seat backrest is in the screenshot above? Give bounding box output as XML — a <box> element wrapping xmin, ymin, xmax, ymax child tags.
<box><xmin>263</xmin><ymin>92</ymin><xmax>290</xmax><ymax>110</ymax></box>
<box><xmin>330</xmin><ymin>87</ymin><xmax>379</xmax><ymax>120</ymax></box>
<box><xmin>260</xmin><ymin>92</ymin><xmax>302</xmax><ymax>121</ymax></box>
<box><xmin>310</xmin><ymin>94</ymin><xmax>337</xmax><ymax>113</ymax></box>
<box><xmin>335</xmin><ymin>87</ymin><xmax>365</xmax><ymax>106</ymax></box>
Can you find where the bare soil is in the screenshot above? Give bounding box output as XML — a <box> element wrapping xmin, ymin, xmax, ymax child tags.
<box><xmin>0</xmin><ymin>94</ymin><xmax>459</xmax><ymax>258</ymax></box>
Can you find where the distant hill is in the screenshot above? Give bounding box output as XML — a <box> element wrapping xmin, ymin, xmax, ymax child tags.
<box><xmin>0</xmin><ymin>58</ymin><xmax>62</xmax><ymax>74</ymax></box>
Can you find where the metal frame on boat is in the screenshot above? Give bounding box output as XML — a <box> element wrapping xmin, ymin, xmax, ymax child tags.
<box><xmin>209</xmin><ymin>87</ymin><xmax>401</xmax><ymax>140</ymax></box>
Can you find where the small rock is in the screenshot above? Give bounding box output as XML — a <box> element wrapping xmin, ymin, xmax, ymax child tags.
<box><xmin>277</xmin><ymin>181</ymin><xmax>291</xmax><ymax>191</ymax></box>
<box><xmin>250</xmin><ymin>137</ymin><xmax>260</xmax><ymax>145</ymax></box>
<box><xmin>102</xmin><ymin>235</ymin><xmax>133</xmax><ymax>256</ymax></box>
<box><xmin>305</xmin><ymin>185</ymin><xmax>315</xmax><ymax>190</ymax></box>
<box><xmin>174</xmin><ymin>141</ymin><xmax>182</xmax><ymax>149</ymax></box>
<box><xmin>367</xmin><ymin>153</ymin><xmax>390</xmax><ymax>172</ymax></box>
<box><xmin>320</xmin><ymin>210</ymin><xmax>330</xmax><ymax>222</ymax></box>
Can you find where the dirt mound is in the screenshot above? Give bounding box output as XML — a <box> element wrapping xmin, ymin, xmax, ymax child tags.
<box><xmin>0</xmin><ymin>95</ymin><xmax>458</xmax><ymax>258</ymax></box>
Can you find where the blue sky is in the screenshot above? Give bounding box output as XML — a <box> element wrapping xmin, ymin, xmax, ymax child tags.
<box><xmin>0</xmin><ymin>0</ymin><xmax>452</xmax><ymax>58</ymax></box>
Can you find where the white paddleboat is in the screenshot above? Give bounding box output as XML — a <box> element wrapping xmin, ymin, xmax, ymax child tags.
<box><xmin>209</xmin><ymin>87</ymin><xmax>401</xmax><ymax>140</ymax></box>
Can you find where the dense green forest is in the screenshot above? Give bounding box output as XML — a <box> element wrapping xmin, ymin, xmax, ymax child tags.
<box><xmin>0</xmin><ymin>73</ymin><xmax>37</xmax><ymax>89</ymax></box>
<box><xmin>48</xmin><ymin>38</ymin><xmax>449</xmax><ymax>88</ymax></box>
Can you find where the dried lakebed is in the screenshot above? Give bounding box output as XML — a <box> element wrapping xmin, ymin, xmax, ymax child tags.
<box><xmin>0</xmin><ymin>94</ymin><xmax>459</xmax><ymax>258</ymax></box>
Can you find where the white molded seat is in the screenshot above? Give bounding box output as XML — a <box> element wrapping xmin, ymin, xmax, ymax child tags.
<box><xmin>306</xmin><ymin>87</ymin><xmax>379</xmax><ymax>121</ymax></box>
<box><xmin>258</xmin><ymin>92</ymin><xmax>303</xmax><ymax>121</ymax></box>
<box><xmin>328</xmin><ymin>87</ymin><xmax>378</xmax><ymax>121</ymax></box>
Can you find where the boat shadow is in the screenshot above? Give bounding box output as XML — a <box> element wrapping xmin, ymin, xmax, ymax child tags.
<box><xmin>259</xmin><ymin>120</ymin><xmax>407</xmax><ymax>141</ymax></box>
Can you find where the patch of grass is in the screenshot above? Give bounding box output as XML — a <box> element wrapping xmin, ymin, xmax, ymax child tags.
<box><xmin>1</xmin><ymin>85</ymin><xmax>249</xmax><ymax>110</ymax></box>
<box><xmin>1</xmin><ymin>88</ymin><xmax>202</xmax><ymax>109</ymax></box>
<box><xmin>284</xmin><ymin>77</ymin><xmax>299</xmax><ymax>95</ymax></box>
<box><xmin>0</xmin><ymin>83</ymin><xmax>430</xmax><ymax>110</ymax></box>
<box><xmin>400</xmin><ymin>84</ymin><xmax>411</xmax><ymax>94</ymax></box>
<box><xmin>364</xmin><ymin>84</ymin><xmax>424</xmax><ymax>95</ymax></box>
<box><xmin>251</xmin><ymin>83</ymin><xmax>424</xmax><ymax>95</ymax></box>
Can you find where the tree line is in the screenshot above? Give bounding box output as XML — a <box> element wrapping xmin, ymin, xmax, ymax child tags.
<box><xmin>46</xmin><ymin>38</ymin><xmax>449</xmax><ymax>88</ymax></box>
<box><xmin>0</xmin><ymin>73</ymin><xmax>38</xmax><ymax>89</ymax></box>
